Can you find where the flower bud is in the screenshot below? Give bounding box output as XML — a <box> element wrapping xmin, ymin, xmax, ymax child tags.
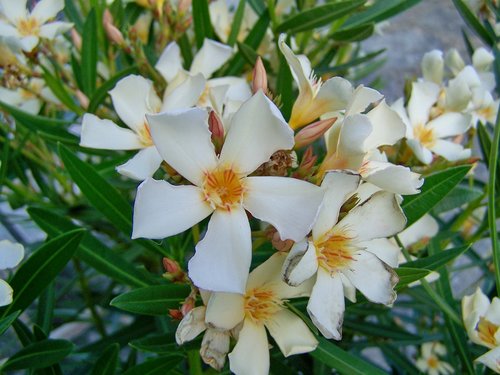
<box><xmin>292</xmin><ymin>146</ymin><xmax>318</xmax><ymax>179</ymax></box>
<box><xmin>294</xmin><ymin>117</ymin><xmax>336</xmax><ymax>149</ymax></box>
<box><xmin>75</xmin><ymin>90</ymin><xmax>89</xmax><ymax>110</ymax></box>
<box><xmin>71</xmin><ymin>29</ymin><xmax>82</xmax><ymax>51</ymax></box>
<box><xmin>162</xmin><ymin>257</ymin><xmax>186</xmax><ymax>282</ymax></box>
<box><xmin>169</xmin><ymin>309</ymin><xmax>184</xmax><ymax>320</ymax></box>
<box><xmin>181</xmin><ymin>297</ymin><xmax>195</xmax><ymax>316</ymax></box>
<box><xmin>252</xmin><ymin>57</ymin><xmax>268</xmax><ymax>94</ymax></box>
<box><xmin>103</xmin><ymin>9</ymin><xmax>125</xmax><ymax>46</ymax></box>
<box><xmin>208</xmin><ymin>110</ymin><xmax>224</xmax><ymax>154</ymax></box>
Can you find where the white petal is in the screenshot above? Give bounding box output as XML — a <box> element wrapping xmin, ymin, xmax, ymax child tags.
<box><xmin>31</xmin><ymin>0</ymin><xmax>63</xmax><ymax>23</ymax></box>
<box><xmin>485</xmin><ymin>297</ymin><xmax>500</xmax><ymax>326</ymax></box>
<box><xmin>359</xmin><ymin>238</ymin><xmax>400</xmax><ymax>268</ymax></box>
<box><xmin>146</xmin><ymin>108</ymin><xmax>218</xmax><ymax>186</ymax></box>
<box><xmin>229</xmin><ymin>320</ymin><xmax>269</xmax><ymax>375</ymax></box>
<box><xmin>0</xmin><ymin>0</ymin><xmax>27</xmax><ymax>23</ymax></box>
<box><xmin>336</xmin><ymin>114</ymin><xmax>372</xmax><ymax>158</ymax></box>
<box><xmin>20</xmin><ymin>99</ymin><xmax>41</xmax><ymax>114</ymax></box>
<box><xmin>341</xmin><ymin>250</ymin><xmax>398</xmax><ymax>305</ymax></box>
<box><xmin>80</xmin><ymin>114</ymin><xmax>143</xmax><ymax>150</ymax></box>
<box><xmin>408</xmin><ymin>81</ymin><xmax>440</xmax><ymax>126</ymax></box>
<box><xmin>430</xmin><ymin>140</ymin><xmax>471</xmax><ymax>161</ymax></box>
<box><xmin>427</xmin><ymin>112</ymin><xmax>471</xmax><ymax>138</ymax></box>
<box><xmin>200</xmin><ymin>328</ymin><xmax>230</xmax><ymax>371</ymax></box>
<box><xmin>190</xmin><ymin>39</ymin><xmax>233</xmax><ymax>78</ymax></box>
<box><xmin>266</xmin><ymin>308</ymin><xmax>318</xmax><ymax>356</ymax></box>
<box><xmin>345</xmin><ymin>85</ymin><xmax>383</xmax><ymax>116</ymax></box>
<box><xmin>175</xmin><ymin>306</ymin><xmax>207</xmax><ymax>344</ymax></box>
<box><xmin>445</xmin><ymin>76</ymin><xmax>472</xmax><ymax>111</ymax></box>
<box><xmin>278</xmin><ymin>35</ymin><xmax>311</xmax><ymax>94</ymax></box>
<box><xmin>421</xmin><ymin>50</ymin><xmax>444</xmax><ymax>84</ymax></box>
<box><xmin>364</xmin><ymin>100</ymin><xmax>406</xmax><ymax>149</ymax></box>
<box><xmin>219</xmin><ymin>91</ymin><xmax>294</xmax><ymax>175</ymax></box>
<box><xmin>161</xmin><ymin>73</ymin><xmax>206</xmax><ymax>111</ymax></box>
<box><xmin>19</xmin><ymin>35</ymin><xmax>39</xmax><ymax>52</ymax></box>
<box><xmin>398</xmin><ymin>214</ymin><xmax>439</xmax><ymax>247</ymax></box>
<box><xmin>307</xmin><ymin>269</ymin><xmax>345</xmax><ymax>340</ymax></box>
<box><xmin>475</xmin><ymin>347</ymin><xmax>500</xmax><ymax>373</ymax></box>
<box><xmin>473</xmin><ymin>47</ymin><xmax>494</xmax><ymax>71</ymax></box>
<box><xmin>282</xmin><ymin>240</ymin><xmax>318</xmax><ymax>286</ymax></box>
<box><xmin>205</xmin><ymin>292</ymin><xmax>245</xmax><ymax>330</ymax></box>
<box><xmin>109</xmin><ymin>75</ymin><xmax>160</xmax><ymax>132</ymax></box>
<box><xmin>315</xmin><ymin>77</ymin><xmax>354</xmax><ymax>113</ymax></box>
<box><xmin>462</xmin><ymin>288</ymin><xmax>490</xmax><ymax>343</ymax></box>
<box><xmin>0</xmin><ymin>20</ymin><xmax>20</xmax><ymax>37</ymax></box>
<box><xmin>0</xmin><ymin>279</ymin><xmax>13</xmax><ymax>307</ymax></box>
<box><xmin>188</xmin><ymin>208</ymin><xmax>251</xmax><ymax>294</ymax></box>
<box><xmin>155</xmin><ymin>41</ymin><xmax>183</xmax><ymax>82</ymax></box>
<box><xmin>39</xmin><ymin>21</ymin><xmax>73</xmax><ymax>39</ymax></box>
<box><xmin>445</xmin><ymin>48</ymin><xmax>465</xmax><ymax>75</ymax></box>
<box><xmin>0</xmin><ymin>87</ymin><xmax>23</xmax><ymax>106</ymax></box>
<box><xmin>313</xmin><ymin>171</ymin><xmax>360</xmax><ymax>241</ymax></box>
<box><xmin>338</xmin><ymin>191</ymin><xmax>406</xmax><ymax>242</ymax></box>
<box><xmin>361</xmin><ymin>160</ymin><xmax>423</xmax><ymax>195</ymax></box>
<box><xmin>407</xmin><ymin>139</ymin><xmax>434</xmax><ymax>164</ymax></box>
<box><xmin>0</xmin><ymin>240</ymin><xmax>24</xmax><ymax>269</ymax></box>
<box><xmin>243</xmin><ymin>176</ymin><xmax>324</xmax><ymax>242</ymax></box>
<box><xmin>132</xmin><ymin>178</ymin><xmax>212</xmax><ymax>239</ymax></box>
<box><xmin>115</xmin><ymin>146</ymin><xmax>163</xmax><ymax>181</ymax></box>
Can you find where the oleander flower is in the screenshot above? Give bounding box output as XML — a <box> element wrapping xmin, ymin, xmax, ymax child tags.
<box><xmin>462</xmin><ymin>288</ymin><xmax>500</xmax><ymax>373</ymax></box>
<box><xmin>205</xmin><ymin>252</ymin><xmax>318</xmax><ymax>375</ymax></box>
<box><xmin>416</xmin><ymin>342</ymin><xmax>454</xmax><ymax>375</ymax></box>
<box><xmin>393</xmin><ymin>81</ymin><xmax>472</xmax><ymax>164</ymax></box>
<box><xmin>281</xmin><ymin>170</ymin><xmax>406</xmax><ymax>339</ymax></box>
<box><xmin>278</xmin><ymin>35</ymin><xmax>353</xmax><ymax>130</ymax></box>
<box><xmin>0</xmin><ymin>240</ymin><xmax>24</xmax><ymax>307</ymax></box>
<box><xmin>0</xmin><ymin>77</ymin><xmax>59</xmax><ymax>114</ymax></box>
<box><xmin>0</xmin><ymin>0</ymin><xmax>72</xmax><ymax>52</ymax></box>
<box><xmin>132</xmin><ymin>91</ymin><xmax>325</xmax><ymax>294</ymax></box>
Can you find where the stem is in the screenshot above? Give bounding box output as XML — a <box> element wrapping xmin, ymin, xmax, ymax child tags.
<box><xmin>187</xmin><ymin>350</ymin><xmax>203</xmax><ymax>375</ymax></box>
<box><xmin>488</xmin><ymin>104</ymin><xmax>500</xmax><ymax>292</ymax></box>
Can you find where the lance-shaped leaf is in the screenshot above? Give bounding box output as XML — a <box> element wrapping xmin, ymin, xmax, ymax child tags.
<box><xmin>90</xmin><ymin>344</ymin><xmax>120</xmax><ymax>375</ymax></box>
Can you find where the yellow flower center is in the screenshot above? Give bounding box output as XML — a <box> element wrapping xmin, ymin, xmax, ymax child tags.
<box><xmin>202</xmin><ymin>167</ymin><xmax>245</xmax><ymax>211</ymax></box>
<box><xmin>244</xmin><ymin>286</ymin><xmax>283</xmax><ymax>324</ymax></box>
<box><xmin>427</xmin><ymin>356</ymin><xmax>440</xmax><ymax>369</ymax></box>
<box><xmin>413</xmin><ymin>123</ymin><xmax>436</xmax><ymax>148</ymax></box>
<box><xmin>477</xmin><ymin>317</ymin><xmax>499</xmax><ymax>347</ymax></box>
<box><xmin>314</xmin><ymin>227</ymin><xmax>359</xmax><ymax>273</ymax></box>
<box><xmin>18</xmin><ymin>17</ymin><xmax>40</xmax><ymax>37</ymax></box>
<box><xmin>477</xmin><ymin>105</ymin><xmax>494</xmax><ymax>121</ymax></box>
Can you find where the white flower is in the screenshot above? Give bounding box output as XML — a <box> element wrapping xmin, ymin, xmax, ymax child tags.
<box><xmin>0</xmin><ymin>240</ymin><xmax>24</xmax><ymax>307</ymax></box>
<box><xmin>205</xmin><ymin>252</ymin><xmax>318</xmax><ymax>375</ymax></box>
<box><xmin>393</xmin><ymin>81</ymin><xmax>472</xmax><ymax>164</ymax></box>
<box><xmin>0</xmin><ymin>77</ymin><xmax>59</xmax><ymax>114</ymax></box>
<box><xmin>281</xmin><ymin>170</ymin><xmax>406</xmax><ymax>339</ymax></box>
<box><xmin>462</xmin><ymin>288</ymin><xmax>500</xmax><ymax>373</ymax></box>
<box><xmin>0</xmin><ymin>0</ymin><xmax>73</xmax><ymax>52</ymax></box>
<box><xmin>132</xmin><ymin>91</ymin><xmax>325</xmax><ymax>294</ymax></box>
<box><xmin>398</xmin><ymin>213</ymin><xmax>439</xmax><ymax>249</ymax></box>
<box><xmin>209</xmin><ymin>0</ymin><xmax>258</xmax><ymax>44</ymax></box>
<box><xmin>415</xmin><ymin>342</ymin><xmax>454</xmax><ymax>375</ymax></box>
<box><xmin>278</xmin><ymin>35</ymin><xmax>353</xmax><ymax>129</ymax></box>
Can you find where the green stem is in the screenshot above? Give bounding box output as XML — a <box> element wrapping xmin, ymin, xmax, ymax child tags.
<box><xmin>488</xmin><ymin>104</ymin><xmax>500</xmax><ymax>292</ymax></box>
<box><xmin>187</xmin><ymin>350</ymin><xmax>203</xmax><ymax>375</ymax></box>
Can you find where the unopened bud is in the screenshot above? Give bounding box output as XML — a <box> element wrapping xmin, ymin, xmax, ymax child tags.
<box><xmin>75</xmin><ymin>90</ymin><xmax>89</xmax><ymax>110</ymax></box>
<box><xmin>71</xmin><ymin>29</ymin><xmax>82</xmax><ymax>51</ymax></box>
<box><xmin>294</xmin><ymin>117</ymin><xmax>336</xmax><ymax>149</ymax></box>
<box><xmin>292</xmin><ymin>146</ymin><xmax>318</xmax><ymax>179</ymax></box>
<box><xmin>252</xmin><ymin>57</ymin><xmax>268</xmax><ymax>94</ymax></box>
<box><xmin>169</xmin><ymin>309</ymin><xmax>184</xmax><ymax>320</ymax></box>
<box><xmin>163</xmin><ymin>257</ymin><xmax>180</xmax><ymax>274</ymax></box>
<box><xmin>103</xmin><ymin>9</ymin><xmax>125</xmax><ymax>46</ymax></box>
<box><xmin>181</xmin><ymin>298</ymin><xmax>195</xmax><ymax>316</ymax></box>
<box><xmin>208</xmin><ymin>110</ymin><xmax>224</xmax><ymax>154</ymax></box>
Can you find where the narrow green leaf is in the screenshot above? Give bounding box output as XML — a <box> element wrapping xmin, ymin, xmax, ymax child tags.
<box><xmin>227</xmin><ymin>0</ymin><xmax>246</xmax><ymax>46</ymax></box>
<box><xmin>277</xmin><ymin>51</ymin><xmax>293</xmax><ymax>120</ymax></box>
<box><xmin>433</xmin><ymin>185</ymin><xmax>484</xmax><ymax>214</ymax></box>
<box><xmin>395</xmin><ymin>267</ymin><xmax>431</xmax><ymax>290</ymax></box>
<box><xmin>90</xmin><ymin>344</ymin><xmax>120</xmax><ymax>375</ymax></box>
<box><xmin>122</xmin><ymin>356</ymin><xmax>183</xmax><ymax>375</ymax></box>
<box><xmin>111</xmin><ymin>284</ymin><xmax>190</xmax><ymax>315</ymax></box>
<box><xmin>380</xmin><ymin>345</ymin><xmax>420</xmax><ymax>375</ymax></box>
<box><xmin>81</xmin><ymin>9</ymin><xmax>98</xmax><ymax>96</ymax></box>
<box><xmin>276</xmin><ymin>0</ymin><xmax>366</xmax><ymax>34</ymax></box>
<box><xmin>129</xmin><ymin>334</ymin><xmax>178</xmax><ymax>354</ymax></box>
<box><xmin>0</xmin><ymin>311</ymin><xmax>20</xmax><ymax>336</ymax></box>
<box><xmin>28</xmin><ymin>207</ymin><xmax>152</xmax><ymax>287</ymax></box>
<box><xmin>192</xmin><ymin>1</ymin><xmax>213</xmax><ymax>48</ymax></box>
<box><xmin>402</xmin><ymin>165</ymin><xmax>473</xmax><ymax>227</ymax></box>
<box><xmin>452</xmin><ymin>0</ymin><xmax>495</xmax><ymax>46</ymax></box>
<box><xmin>401</xmin><ymin>245</ymin><xmax>470</xmax><ymax>272</ymax></box>
<box><xmin>41</xmin><ymin>66</ymin><xmax>84</xmax><ymax>115</ymax></box>
<box><xmin>311</xmin><ymin>337</ymin><xmax>386</xmax><ymax>375</ymax></box>
<box><xmin>1</xmin><ymin>229</ymin><xmax>85</xmax><ymax>317</ymax></box>
<box><xmin>64</xmin><ymin>0</ymin><xmax>83</xmax><ymax>32</ymax></box>
<box><xmin>330</xmin><ymin>23</ymin><xmax>374</xmax><ymax>42</ymax></box>
<box><xmin>315</xmin><ymin>49</ymin><xmax>385</xmax><ymax>75</ymax></box>
<box><xmin>236</xmin><ymin>42</ymin><xmax>261</xmax><ymax>66</ymax></box>
<box><xmin>1</xmin><ymin>339</ymin><xmax>74</xmax><ymax>371</ymax></box>
<box><xmin>345</xmin><ymin>0</ymin><xmax>421</xmax><ymax>28</ymax></box>
<box><xmin>343</xmin><ymin>320</ymin><xmax>421</xmax><ymax>342</ymax></box>
<box><xmin>36</xmin><ymin>283</ymin><xmax>55</xmax><ymax>334</ymax></box>
<box><xmin>246</xmin><ymin>0</ymin><xmax>266</xmax><ymax>15</ymax></box>
<box><xmin>488</xmin><ymin>106</ymin><xmax>500</xmax><ymax>290</ymax></box>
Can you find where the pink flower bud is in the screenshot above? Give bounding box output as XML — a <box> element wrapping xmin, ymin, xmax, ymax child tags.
<box><xmin>71</xmin><ymin>29</ymin><xmax>82</xmax><ymax>51</ymax></box>
<box><xmin>162</xmin><ymin>257</ymin><xmax>180</xmax><ymax>274</ymax></box>
<box><xmin>208</xmin><ymin>110</ymin><xmax>224</xmax><ymax>153</ymax></box>
<box><xmin>252</xmin><ymin>57</ymin><xmax>268</xmax><ymax>94</ymax></box>
<box><xmin>294</xmin><ymin>117</ymin><xmax>336</xmax><ymax>149</ymax></box>
<box><xmin>103</xmin><ymin>10</ymin><xmax>125</xmax><ymax>46</ymax></box>
<box><xmin>169</xmin><ymin>309</ymin><xmax>183</xmax><ymax>320</ymax></box>
<box><xmin>181</xmin><ymin>298</ymin><xmax>195</xmax><ymax>316</ymax></box>
<box><xmin>75</xmin><ymin>90</ymin><xmax>89</xmax><ymax>110</ymax></box>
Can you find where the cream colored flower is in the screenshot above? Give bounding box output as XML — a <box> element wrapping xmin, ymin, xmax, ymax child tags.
<box><xmin>0</xmin><ymin>240</ymin><xmax>24</xmax><ymax>307</ymax></box>
<box><xmin>416</xmin><ymin>342</ymin><xmax>454</xmax><ymax>375</ymax></box>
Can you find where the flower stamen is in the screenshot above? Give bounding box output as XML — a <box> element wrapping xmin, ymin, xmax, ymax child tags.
<box><xmin>244</xmin><ymin>286</ymin><xmax>283</xmax><ymax>324</ymax></box>
<box><xmin>202</xmin><ymin>167</ymin><xmax>245</xmax><ymax>211</ymax></box>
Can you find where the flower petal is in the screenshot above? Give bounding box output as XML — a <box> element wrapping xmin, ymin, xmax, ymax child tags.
<box><xmin>364</xmin><ymin>100</ymin><xmax>406</xmax><ymax>149</ymax></box>
<box><xmin>430</xmin><ymin>140</ymin><xmax>471</xmax><ymax>161</ymax></box>
<box><xmin>229</xmin><ymin>320</ymin><xmax>269</xmax><ymax>375</ymax></box>
<box><xmin>282</xmin><ymin>240</ymin><xmax>318</xmax><ymax>287</ymax></box>
<box><xmin>200</xmin><ymin>328</ymin><xmax>230</xmax><ymax>371</ymax></box>
<box><xmin>19</xmin><ymin>35</ymin><xmax>39</xmax><ymax>52</ymax></box>
<box><xmin>31</xmin><ymin>0</ymin><xmax>64</xmax><ymax>23</ymax></box>
<box><xmin>407</xmin><ymin>139</ymin><xmax>434</xmax><ymax>164</ymax></box>
<box><xmin>175</xmin><ymin>306</ymin><xmax>207</xmax><ymax>345</ymax></box>
<box><xmin>219</xmin><ymin>91</ymin><xmax>294</xmax><ymax>175</ymax></box>
<box><xmin>39</xmin><ymin>21</ymin><xmax>73</xmax><ymax>39</ymax></box>
<box><xmin>278</xmin><ymin>35</ymin><xmax>311</xmax><ymax>96</ymax></box>
<box><xmin>80</xmin><ymin>114</ymin><xmax>143</xmax><ymax>150</ymax></box>
<box><xmin>341</xmin><ymin>250</ymin><xmax>398</xmax><ymax>305</ymax></box>
<box><xmin>345</xmin><ymin>85</ymin><xmax>383</xmax><ymax>116</ymax></box>
<box><xmin>0</xmin><ymin>240</ymin><xmax>24</xmax><ymax>269</ymax></box>
<box><xmin>146</xmin><ymin>108</ymin><xmax>218</xmax><ymax>186</ymax></box>
<box><xmin>0</xmin><ymin>0</ymin><xmax>27</xmax><ymax>23</ymax></box>
<box><xmin>360</xmin><ymin>160</ymin><xmax>423</xmax><ymax>195</ymax></box>
<box><xmin>205</xmin><ymin>292</ymin><xmax>245</xmax><ymax>330</ymax></box>
<box><xmin>243</xmin><ymin>176</ymin><xmax>324</xmax><ymax>242</ymax></box>
<box><xmin>336</xmin><ymin>114</ymin><xmax>373</xmax><ymax>158</ymax></box>
<box><xmin>312</xmin><ymin>77</ymin><xmax>354</xmax><ymax>118</ymax></box>
<box><xmin>421</xmin><ymin>50</ymin><xmax>444</xmax><ymax>84</ymax></box>
<box><xmin>358</xmin><ymin>238</ymin><xmax>400</xmax><ymax>268</ymax></box>
<box><xmin>408</xmin><ymin>81</ymin><xmax>440</xmax><ymax>126</ymax></box>
<box><xmin>398</xmin><ymin>214</ymin><xmax>439</xmax><ymax>248</ymax></box>
<box><xmin>115</xmin><ymin>146</ymin><xmax>163</xmax><ymax>181</ymax></box>
<box><xmin>161</xmin><ymin>73</ymin><xmax>206</xmax><ymax>111</ymax></box>
<box><xmin>188</xmin><ymin>208</ymin><xmax>251</xmax><ymax>294</ymax></box>
<box><xmin>155</xmin><ymin>41</ymin><xmax>183</xmax><ymax>83</ymax></box>
<box><xmin>0</xmin><ymin>279</ymin><xmax>13</xmax><ymax>307</ymax></box>
<box><xmin>266</xmin><ymin>308</ymin><xmax>318</xmax><ymax>356</ymax></box>
<box><xmin>132</xmin><ymin>178</ymin><xmax>212</xmax><ymax>239</ymax></box>
<box><xmin>190</xmin><ymin>39</ymin><xmax>233</xmax><ymax>78</ymax></box>
<box><xmin>338</xmin><ymin>191</ymin><xmax>406</xmax><ymax>242</ymax></box>
<box><xmin>475</xmin><ymin>346</ymin><xmax>500</xmax><ymax>373</ymax></box>
<box><xmin>307</xmin><ymin>269</ymin><xmax>345</xmax><ymax>340</ymax></box>
<box><xmin>0</xmin><ymin>20</ymin><xmax>20</xmax><ymax>37</ymax></box>
<box><xmin>109</xmin><ymin>75</ymin><xmax>161</xmax><ymax>132</ymax></box>
<box><xmin>427</xmin><ymin>112</ymin><xmax>471</xmax><ymax>138</ymax></box>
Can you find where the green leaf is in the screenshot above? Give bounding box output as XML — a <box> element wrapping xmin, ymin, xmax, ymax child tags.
<box><xmin>1</xmin><ymin>229</ymin><xmax>85</xmax><ymax>317</ymax></box>
<box><xmin>477</xmin><ymin>123</ymin><xmax>500</xmax><ymax>192</ymax></box>
<box><xmin>433</xmin><ymin>185</ymin><xmax>484</xmax><ymax>214</ymax></box>
<box><xmin>90</xmin><ymin>344</ymin><xmax>120</xmax><ymax>375</ymax></box>
<box><xmin>1</xmin><ymin>339</ymin><xmax>74</xmax><ymax>371</ymax></box>
<box><xmin>452</xmin><ymin>0</ymin><xmax>495</xmax><ymax>46</ymax></box>
<box><xmin>380</xmin><ymin>345</ymin><xmax>420</xmax><ymax>375</ymax></box>
<box><xmin>344</xmin><ymin>0</ymin><xmax>421</xmax><ymax>28</ymax></box>
<box><xmin>402</xmin><ymin>165</ymin><xmax>473</xmax><ymax>227</ymax></box>
<box><xmin>81</xmin><ymin>9</ymin><xmax>98</xmax><ymax>96</ymax></box>
<box><xmin>315</xmin><ymin>49</ymin><xmax>385</xmax><ymax>75</ymax></box>
<box><xmin>129</xmin><ymin>334</ymin><xmax>178</xmax><ymax>354</ymax></box>
<box><xmin>311</xmin><ymin>337</ymin><xmax>386</xmax><ymax>375</ymax></box>
<box><xmin>110</xmin><ymin>284</ymin><xmax>190</xmax><ymax>315</ymax></box>
<box><xmin>28</xmin><ymin>207</ymin><xmax>153</xmax><ymax>288</ymax></box>
<box><xmin>246</xmin><ymin>0</ymin><xmax>265</xmax><ymax>15</ymax></box>
<box><xmin>401</xmin><ymin>245</ymin><xmax>470</xmax><ymax>272</ymax></box>
<box><xmin>122</xmin><ymin>356</ymin><xmax>183</xmax><ymax>375</ymax></box>
<box><xmin>227</xmin><ymin>0</ymin><xmax>246</xmax><ymax>46</ymax></box>
<box><xmin>330</xmin><ymin>23</ymin><xmax>374</xmax><ymax>42</ymax></box>
<box><xmin>36</xmin><ymin>282</ymin><xmax>55</xmax><ymax>334</ymax></box>
<box><xmin>276</xmin><ymin>0</ymin><xmax>366</xmax><ymax>34</ymax></box>
<box><xmin>395</xmin><ymin>267</ymin><xmax>431</xmax><ymax>290</ymax></box>
<box><xmin>277</xmin><ymin>52</ymin><xmax>293</xmax><ymax>120</ymax></box>
<box><xmin>41</xmin><ymin>66</ymin><xmax>84</xmax><ymax>115</ymax></box>
<box><xmin>343</xmin><ymin>319</ymin><xmax>420</xmax><ymax>342</ymax></box>
<box><xmin>0</xmin><ymin>311</ymin><xmax>20</xmax><ymax>336</ymax></box>
<box><xmin>88</xmin><ymin>66</ymin><xmax>138</xmax><ymax>113</ymax></box>
<box><xmin>64</xmin><ymin>0</ymin><xmax>83</xmax><ymax>32</ymax></box>
<box><xmin>192</xmin><ymin>1</ymin><xmax>213</xmax><ymax>48</ymax></box>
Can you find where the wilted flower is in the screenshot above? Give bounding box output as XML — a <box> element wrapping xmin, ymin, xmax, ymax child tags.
<box><xmin>416</xmin><ymin>342</ymin><xmax>454</xmax><ymax>375</ymax></box>
<box><xmin>0</xmin><ymin>240</ymin><xmax>24</xmax><ymax>307</ymax></box>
